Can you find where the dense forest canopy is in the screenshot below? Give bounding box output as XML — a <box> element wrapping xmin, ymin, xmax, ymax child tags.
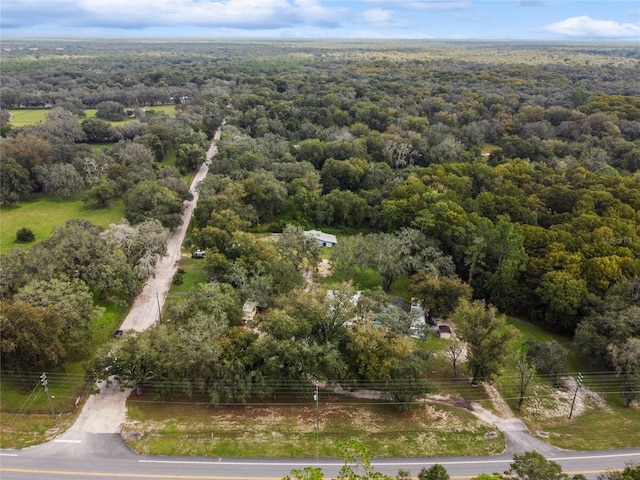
<box><xmin>1</xmin><ymin>40</ymin><xmax>639</xmax><ymax>405</ymax></box>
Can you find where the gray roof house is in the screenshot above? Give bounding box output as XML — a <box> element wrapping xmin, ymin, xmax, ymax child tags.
<box><xmin>304</xmin><ymin>230</ymin><xmax>338</xmax><ymax>247</ymax></box>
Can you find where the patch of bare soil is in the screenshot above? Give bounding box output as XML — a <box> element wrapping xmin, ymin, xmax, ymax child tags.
<box><xmin>317</xmin><ymin>259</ymin><xmax>332</xmax><ymax>277</ymax></box>
<box><xmin>483</xmin><ymin>383</ymin><xmax>515</xmax><ymax>419</ymax></box>
<box><xmin>523</xmin><ymin>375</ymin><xmax>611</xmax><ymax>420</ymax></box>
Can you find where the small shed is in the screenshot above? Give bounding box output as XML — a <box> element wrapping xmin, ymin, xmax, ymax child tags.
<box><xmin>242</xmin><ymin>300</ymin><xmax>258</xmax><ymax>323</ymax></box>
<box><xmin>304</xmin><ymin>230</ymin><xmax>338</xmax><ymax>248</ymax></box>
<box><xmin>437</xmin><ymin>324</ymin><xmax>452</xmax><ymax>339</ymax></box>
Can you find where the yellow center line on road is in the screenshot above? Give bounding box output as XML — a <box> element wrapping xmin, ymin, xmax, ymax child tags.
<box><xmin>2</xmin><ymin>469</ymin><xmax>277</xmax><ymax>479</ymax></box>
<box><xmin>0</xmin><ymin>467</ymin><xmax>624</xmax><ymax>480</ymax></box>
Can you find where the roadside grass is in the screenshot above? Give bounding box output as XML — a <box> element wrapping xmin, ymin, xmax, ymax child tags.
<box><xmin>0</xmin><ymin>411</ymin><xmax>77</xmax><ymax>450</ymax></box>
<box><xmin>527</xmin><ymin>395</ymin><xmax>640</xmax><ymax>450</ymax></box>
<box><xmin>122</xmin><ymin>391</ymin><xmax>503</xmax><ymax>458</ymax></box>
<box><xmin>0</xmin><ymin>369</ymin><xmax>89</xmax><ymax>414</ymax></box>
<box><xmin>0</xmin><ymin>196</ymin><xmax>125</xmax><ymax>254</ymax></box>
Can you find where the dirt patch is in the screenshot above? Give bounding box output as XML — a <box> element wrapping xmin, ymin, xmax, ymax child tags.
<box><xmin>483</xmin><ymin>383</ymin><xmax>515</xmax><ymax>419</ymax></box>
<box><xmin>317</xmin><ymin>259</ymin><xmax>332</xmax><ymax>277</ymax></box>
<box><xmin>523</xmin><ymin>376</ymin><xmax>611</xmax><ymax>421</ymax></box>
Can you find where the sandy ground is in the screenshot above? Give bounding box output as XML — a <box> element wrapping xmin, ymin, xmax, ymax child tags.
<box><xmin>63</xmin><ymin>127</ymin><xmax>222</xmax><ymax>437</ymax></box>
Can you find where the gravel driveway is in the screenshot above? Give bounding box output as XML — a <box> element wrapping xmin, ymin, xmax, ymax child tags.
<box><xmin>60</xmin><ymin>127</ymin><xmax>221</xmax><ymax>439</ymax></box>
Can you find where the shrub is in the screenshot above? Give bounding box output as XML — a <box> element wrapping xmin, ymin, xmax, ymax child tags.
<box><xmin>16</xmin><ymin>227</ymin><xmax>35</xmax><ymax>243</ymax></box>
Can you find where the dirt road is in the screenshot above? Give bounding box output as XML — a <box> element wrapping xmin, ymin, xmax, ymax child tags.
<box><xmin>57</xmin><ymin>126</ymin><xmax>221</xmax><ymax>440</ymax></box>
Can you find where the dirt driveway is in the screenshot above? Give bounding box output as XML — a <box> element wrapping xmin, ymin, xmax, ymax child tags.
<box><xmin>60</xmin><ymin>127</ymin><xmax>222</xmax><ymax>439</ymax></box>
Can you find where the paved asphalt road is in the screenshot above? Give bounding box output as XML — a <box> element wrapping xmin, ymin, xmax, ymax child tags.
<box><xmin>1</xmin><ymin>433</ymin><xmax>639</xmax><ymax>479</ymax></box>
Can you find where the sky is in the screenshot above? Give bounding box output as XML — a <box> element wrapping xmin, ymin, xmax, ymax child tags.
<box><xmin>2</xmin><ymin>0</ymin><xmax>639</xmax><ymax>41</ymax></box>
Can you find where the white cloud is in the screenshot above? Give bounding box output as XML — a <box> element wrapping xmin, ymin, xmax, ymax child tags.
<box><xmin>544</xmin><ymin>15</ymin><xmax>640</xmax><ymax>38</ymax></box>
<box><xmin>2</xmin><ymin>0</ymin><xmax>345</xmax><ymax>30</ymax></box>
<box><xmin>360</xmin><ymin>8</ymin><xmax>396</xmax><ymax>27</ymax></box>
<box><xmin>363</xmin><ymin>0</ymin><xmax>471</xmax><ymax>11</ymax></box>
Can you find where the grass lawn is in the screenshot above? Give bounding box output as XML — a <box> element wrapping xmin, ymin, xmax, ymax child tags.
<box><xmin>167</xmin><ymin>255</ymin><xmax>211</xmax><ymax>295</ymax></box>
<box><xmin>0</xmin><ymin>196</ymin><xmax>125</xmax><ymax>254</ymax></box>
<box><xmin>0</xmin><ymin>410</ymin><xmax>78</xmax><ymax>450</ymax></box>
<box><xmin>122</xmin><ymin>391</ymin><xmax>503</xmax><ymax>459</ymax></box>
<box><xmin>528</xmin><ymin>395</ymin><xmax>640</xmax><ymax>451</ymax></box>
<box><xmin>7</xmin><ymin>105</ymin><xmax>177</xmax><ymax>127</ymax></box>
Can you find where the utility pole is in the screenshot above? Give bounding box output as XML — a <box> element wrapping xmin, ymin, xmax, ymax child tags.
<box><xmin>40</xmin><ymin>373</ymin><xmax>55</xmax><ymax>418</ymax></box>
<box><xmin>314</xmin><ymin>385</ymin><xmax>319</xmax><ymax>464</ymax></box>
<box><xmin>568</xmin><ymin>372</ymin><xmax>583</xmax><ymax>420</ymax></box>
<box><xmin>156</xmin><ymin>292</ymin><xmax>162</xmax><ymax>324</ymax></box>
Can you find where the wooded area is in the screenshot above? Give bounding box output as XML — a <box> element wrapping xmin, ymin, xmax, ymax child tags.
<box><xmin>1</xmin><ymin>40</ymin><xmax>639</xmax><ymax>410</ymax></box>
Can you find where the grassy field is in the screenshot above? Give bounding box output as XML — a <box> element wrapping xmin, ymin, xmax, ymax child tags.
<box><xmin>7</xmin><ymin>105</ymin><xmax>177</xmax><ymax>127</ymax></box>
<box><xmin>0</xmin><ymin>196</ymin><xmax>125</xmax><ymax>254</ymax></box>
<box><xmin>0</xmin><ymin>410</ymin><xmax>79</xmax><ymax>449</ymax></box>
<box><xmin>122</xmin><ymin>392</ymin><xmax>503</xmax><ymax>459</ymax></box>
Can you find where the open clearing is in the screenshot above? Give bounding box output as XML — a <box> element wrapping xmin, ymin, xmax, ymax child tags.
<box><xmin>122</xmin><ymin>392</ymin><xmax>504</xmax><ymax>458</ymax></box>
<box><xmin>7</xmin><ymin>105</ymin><xmax>177</xmax><ymax>127</ymax></box>
<box><xmin>0</xmin><ymin>196</ymin><xmax>125</xmax><ymax>254</ymax></box>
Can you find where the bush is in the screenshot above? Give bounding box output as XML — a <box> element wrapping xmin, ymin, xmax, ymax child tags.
<box><xmin>16</xmin><ymin>227</ymin><xmax>35</xmax><ymax>243</ymax></box>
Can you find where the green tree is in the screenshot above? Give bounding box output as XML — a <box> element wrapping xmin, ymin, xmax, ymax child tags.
<box><xmin>410</xmin><ymin>272</ymin><xmax>472</xmax><ymax>323</ymax></box>
<box><xmin>515</xmin><ymin>349</ymin><xmax>536</xmax><ymax>411</ymax></box>
<box><xmin>124</xmin><ymin>180</ymin><xmax>183</xmax><ymax>229</ymax></box>
<box><xmin>175</xmin><ymin>142</ymin><xmax>205</xmax><ymax>173</ymax></box>
<box><xmin>324</xmin><ymin>189</ymin><xmax>369</xmax><ymax>227</ymax></box>
<box><xmin>83</xmin><ymin>180</ymin><xmax>116</xmax><ymax>208</ymax></box>
<box><xmin>96</xmin><ymin>100</ymin><xmax>126</xmax><ymax>121</ymax></box>
<box><xmin>331</xmin><ymin>236</ymin><xmax>363</xmax><ymax>282</ymax></box>
<box><xmin>470</xmin><ymin>475</ymin><xmax>504</xmax><ymax>480</ymax></box>
<box><xmin>0</xmin><ymin>158</ymin><xmax>32</xmax><ymax>205</ymax></box>
<box><xmin>574</xmin><ymin>306</ymin><xmax>640</xmax><ymax>368</ymax></box>
<box><xmin>241</xmin><ymin>170</ymin><xmax>287</xmax><ymax>222</ymax></box>
<box><xmin>609</xmin><ymin>338</ymin><xmax>640</xmax><ymax>407</ymax></box>
<box><xmin>526</xmin><ymin>340</ymin><xmax>568</xmax><ymax>386</ymax></box>
<box><xmin>0</xmin><ymin>300</ymin><xmax>66</xmax><ymax>383</ymax></box>
<box><xmin>167</xmin><ymin>282</ymin><xmax>241</xmax><ymax>328</ymax></box>
<box><xmin>276</xmin><ymin>224</ymin><xmax>320</xmax><ymax>271</ymax></box>
<box><xmin>343</xmin><ymin>320</ymin><xmax>430</xmax><ymax>406</ymax></box>
<box><xmin>454</xmin><ymin>299</ymin><xmax>516</xmax><ymax>382</ymax></box>
<box><xmin>284</xmin><ymin>467</ymin><xmax>324</xmax><ymax>480</ymax></box>
<box><xmin>279</xmin><ymin>284</ymin><xmax>358</xmax><ymax>345</ymax></box>
<box><xmin>418</xmin><ymin>465</ymin><xmax>450</xmax><ymax>480</ymax></box>
<box><xmin>597</xmin><ymin>465</ymin><xmax>640</xmax><ymax>480</ymax></box>
<box><xmin>81</xmin><ymin>117</ymin><xmax>118</xmax><ymax>143</ymax></box>
<box><xmin>15</xmin><ymin>278</ymin><xmax>103</xmax><ymax>359</ymax></box>
<box><xmin>536</xmin><ymin>270</ymin><xmax>589</xmax><ymax>331</ymax></box>
<box><xmin>506</xmin><ymin>451</ymin><xmax>566</xmax><ymax>480</ymax></box>
<box><xmin>34</xmin><ymin>163</ymin><xmax>85</xmax><ymax>198</ymax></box>
<box><xmin>337</xmin><ymin>439</ymin><xmax>391</xmax><ymax>480</ymax></box>
<box><xmin>101</xmin><ymin>219</ymin><xmax>169</xmax><ymax>278</ymax></box>
<box><xmin>37</xmin><ymin>107</ymin><xmax>86</xmax><ymax>145</ymax></box>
